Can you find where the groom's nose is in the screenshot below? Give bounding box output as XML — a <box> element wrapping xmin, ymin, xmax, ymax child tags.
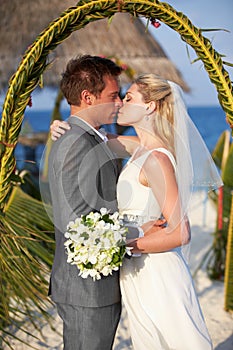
<box><xmin>115</xmin><ymin>97</ymin><xmax>123</xmax><ymax>108</ymax></box>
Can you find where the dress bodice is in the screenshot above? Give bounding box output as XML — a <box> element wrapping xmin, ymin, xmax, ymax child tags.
<box><xmin>117</xmin><ymin>147</ymin><xmax>176</xmax><ymax>224</ymax></box>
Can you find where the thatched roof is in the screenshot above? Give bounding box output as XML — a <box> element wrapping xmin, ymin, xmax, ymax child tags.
<box><xmin>0</xmin><ymin>0</ymin><xmax>189</xmax><ymax>91</ymax></box>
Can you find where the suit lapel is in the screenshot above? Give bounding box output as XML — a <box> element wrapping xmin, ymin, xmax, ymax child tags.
<box><xmin>67</xmin><ymin>116</ymin><xmax>119</xmax><ymax>176</ymax></box>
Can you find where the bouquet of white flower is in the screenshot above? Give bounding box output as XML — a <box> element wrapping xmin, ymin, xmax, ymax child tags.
<box><xmin>64</xmin><ymin>208</ymin><xmax>128</xmax><ymax>281</ymax></box>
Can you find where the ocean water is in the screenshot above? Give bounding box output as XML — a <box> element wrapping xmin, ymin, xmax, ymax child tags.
<box><xmin>14</xmin><ymin>106</ymin><xmax>231</xmax><ymax>170</ymax></box>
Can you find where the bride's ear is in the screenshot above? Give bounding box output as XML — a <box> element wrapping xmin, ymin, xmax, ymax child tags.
<box><xmin>146</xmin><ymin>101</ymin><xmax>156</xmax><ymax>114</ymax></box>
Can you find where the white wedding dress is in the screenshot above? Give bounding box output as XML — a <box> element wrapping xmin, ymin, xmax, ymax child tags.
<box><xmin>117</xmin><ymin>148</ymin><xmax>213</xmax><ymax>350</ymax></box>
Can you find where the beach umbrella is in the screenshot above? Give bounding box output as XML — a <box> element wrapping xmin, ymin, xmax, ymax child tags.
<box><xmin>0</xmin><ymin>0</ymin><xmax>189</xmax><ymax>91</ymax></box>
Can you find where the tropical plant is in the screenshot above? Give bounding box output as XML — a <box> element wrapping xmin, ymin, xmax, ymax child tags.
<box><xmin>203</xmin><ymin>132</ymin><xmax>233</xmax><ymax>280</ymax></box>
<box><xmin>191</xmin><ymin>130</ymin><xmax>233</xmax><ymax>311</ymax></box>
<box><xmin>0</xmin><ymin>0</ymin><xmax>233</xmax><ymax>346</ymax></box>
<box><xmin>0</xmin><ymin>184</ymin><xmax>54</xmax><ymax>348</ymax></box>
<box><xmin>196</xmin><ymin>130</ymin><xmax>233</xmax><ymax>310</ymax></box>
<box><xmin>224</xmin><ymin>190</ymin><xmax>233</xmax><ymax>311</ymax></box>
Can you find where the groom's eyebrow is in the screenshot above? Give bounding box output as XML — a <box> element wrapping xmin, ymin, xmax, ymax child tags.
<box><xmin>108</xmin><ymin>91</ymin><xmax>120</xmax><ymax>99</ymax></box>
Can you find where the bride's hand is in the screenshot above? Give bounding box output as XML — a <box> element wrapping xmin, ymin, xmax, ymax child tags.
<box><xmin>142</xmin><ymin>219</ymin><xmax>166</xmax><ymax>236</ymax></box>
<box><xmin>50</xmin><ymin>120</ymin><xmax>70</xmax><ymax>141</ymax></box>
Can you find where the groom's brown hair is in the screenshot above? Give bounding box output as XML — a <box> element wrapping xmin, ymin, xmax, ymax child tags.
<box><xmin>60</xmin><ymin>55</ymin><xmax>122</xmax><ymax>106</ymax></box>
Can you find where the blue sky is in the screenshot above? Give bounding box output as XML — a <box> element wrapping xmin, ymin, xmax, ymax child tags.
<box><xmin>147</xmin><ymin>0</ymin><xmax>233</xmax><ymax>106</ymax></box>
<box><xmin>1</xmin><ymin>0</ymin><xmax>232</xmax><ymax>109</ymax></box>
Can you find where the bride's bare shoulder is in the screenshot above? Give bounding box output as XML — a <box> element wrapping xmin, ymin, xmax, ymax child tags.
<box><xmin>145</xmin><ymin>150</ymin><xmax>174</xmax><ymax>173</ymax></box>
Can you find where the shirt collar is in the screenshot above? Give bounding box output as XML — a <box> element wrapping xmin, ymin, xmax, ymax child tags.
<box><xmin>72</xmin><ymin>116</ymin><xmax>108</xmax><ymax>142</ymax></box>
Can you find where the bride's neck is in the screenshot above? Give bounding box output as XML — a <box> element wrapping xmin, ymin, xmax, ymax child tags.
<box><xmin>135</xmin><ymin>127</ymin><xmax>164</xmax><ymax>150</ymax></box>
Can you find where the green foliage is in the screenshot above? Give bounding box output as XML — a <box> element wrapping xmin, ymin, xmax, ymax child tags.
<box><xmin>222</xmin><ymin>143</ymin><xmax>233</xmax><ymax>186</ymax></box>
<box><xmin>206</xmin><ymin>185</ymin><xmax>231</xmax><ymax>280</ymax></box>
<box><xmin>205</xmin><ymin>135</ymin><xmax>233</xmax><ymax>283</ymax></box>
<box><xmin>212</xmin><ymin>131</ymin><xmax>229</xmax><ymax>169</ymax></box>
<box><xmin>224</xmin><ymin>193</ymin><xmax>233</xmax><ymax>311</ymax></box>
<box><xmin>0</xmin><ymin>186</ymin><xmax>55</xmax><ymax>347</ymax></box>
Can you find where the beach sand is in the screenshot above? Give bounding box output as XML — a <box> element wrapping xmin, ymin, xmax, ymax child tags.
<box><xmin>4</xmin><ymin>192</ymin><xmax>233</xmax><ymax>349</ymax></box>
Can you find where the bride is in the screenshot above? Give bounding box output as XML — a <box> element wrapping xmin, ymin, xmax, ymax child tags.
<box><xmin>50</xmin><ymin>74</ymin><xmax>222</xmax><ymax>349</ymax></box>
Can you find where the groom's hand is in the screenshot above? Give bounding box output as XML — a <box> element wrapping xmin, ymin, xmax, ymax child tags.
<box><xmin>142</xmin><ymin>219</ymin><xmax>167</xmax><ymax>236</ymax></box>
<box><xmin>125</xmin><ymin>224</ymin><xmax>143</xmax><ymax>240</ymax></box>
<box><xmin>125</xmin><ymin>218</ymin><xmax>166</xmax><ymax>240</ymax></box>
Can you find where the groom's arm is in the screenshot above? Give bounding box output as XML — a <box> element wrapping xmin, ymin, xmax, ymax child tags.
<box><xmin>125</xmin><ymin>218</ymin><xmax>166</xmax><ymax>240</ymax></box>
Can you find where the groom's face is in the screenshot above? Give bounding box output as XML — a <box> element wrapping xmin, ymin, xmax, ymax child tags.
<box><xmin>90</xmin><ymin>76</ymin><xmax>122</xmax><ymax>125</ymax></box>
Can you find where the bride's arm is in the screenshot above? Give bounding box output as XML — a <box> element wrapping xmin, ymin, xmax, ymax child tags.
<box><xmin>50</xmin><ymin>120</ymin><xmax>139</xmax><ymax>156</ymax></box>
<box><xmin>128</xmin><ymin>151</ymin><xmax>190</xmax><ymax>254</ymax></box>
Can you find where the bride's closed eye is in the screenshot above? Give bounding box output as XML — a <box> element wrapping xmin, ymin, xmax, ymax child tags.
<box><xmin>124</xmin><ymin>95</ymin><xmax>132</xmax><ymax>102</ymax></box>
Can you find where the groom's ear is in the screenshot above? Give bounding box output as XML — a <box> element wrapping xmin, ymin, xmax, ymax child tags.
<box><xmin>81</xmin><ymin>90</ymin><xmax>93</xmax><ymax>105</ymax></box>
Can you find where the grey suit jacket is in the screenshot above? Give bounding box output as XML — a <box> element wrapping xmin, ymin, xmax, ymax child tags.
<box><xmin>48</xmin><ymin>117</ymin><xmax>121</xmax><ymax>307</ymax></box>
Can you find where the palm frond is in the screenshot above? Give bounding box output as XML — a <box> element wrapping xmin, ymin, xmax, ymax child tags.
<box><xmin>200</xmin><ymin>28</ymin><xmax>230</xmax><ymax>33</ymax></box>
<box><xmin>0</xmin><ymin>186</ymin><xmax>55</xmax><ymax>346</ymax></box>
<box><xmin>222</xmin><ymin>61</ymin><xmax>233</xmax><ymax>68</ymax></box>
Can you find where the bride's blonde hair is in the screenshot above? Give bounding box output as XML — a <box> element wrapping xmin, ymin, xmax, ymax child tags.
<box><xmin>135</xmin><ymin>74</ymin><xmax>175</xmax><ymax>157</ymax></box>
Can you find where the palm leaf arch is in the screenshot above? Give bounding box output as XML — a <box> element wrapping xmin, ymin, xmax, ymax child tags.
<box><xmin>0</xmin><ymin>0</ymin><xmax>233</xmax><ymax>211</ymax></box>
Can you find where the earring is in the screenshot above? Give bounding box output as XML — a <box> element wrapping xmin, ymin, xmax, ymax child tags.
<box><xmin>145</xmin><ymin>115</ymin><xmax>149</xmax><ymax>121</ymax></box>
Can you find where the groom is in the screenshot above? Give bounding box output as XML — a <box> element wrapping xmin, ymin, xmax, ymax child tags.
<box><xmin>48</xmin><ymin>55</ymin><xmax>124</xmax><ymax>350</ymax></box>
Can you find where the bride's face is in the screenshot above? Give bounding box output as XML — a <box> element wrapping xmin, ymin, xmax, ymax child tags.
<box><xmin>117</xmin><ymin>83</ymin><xmax>147</xmax><ymax>126</ymax></box>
